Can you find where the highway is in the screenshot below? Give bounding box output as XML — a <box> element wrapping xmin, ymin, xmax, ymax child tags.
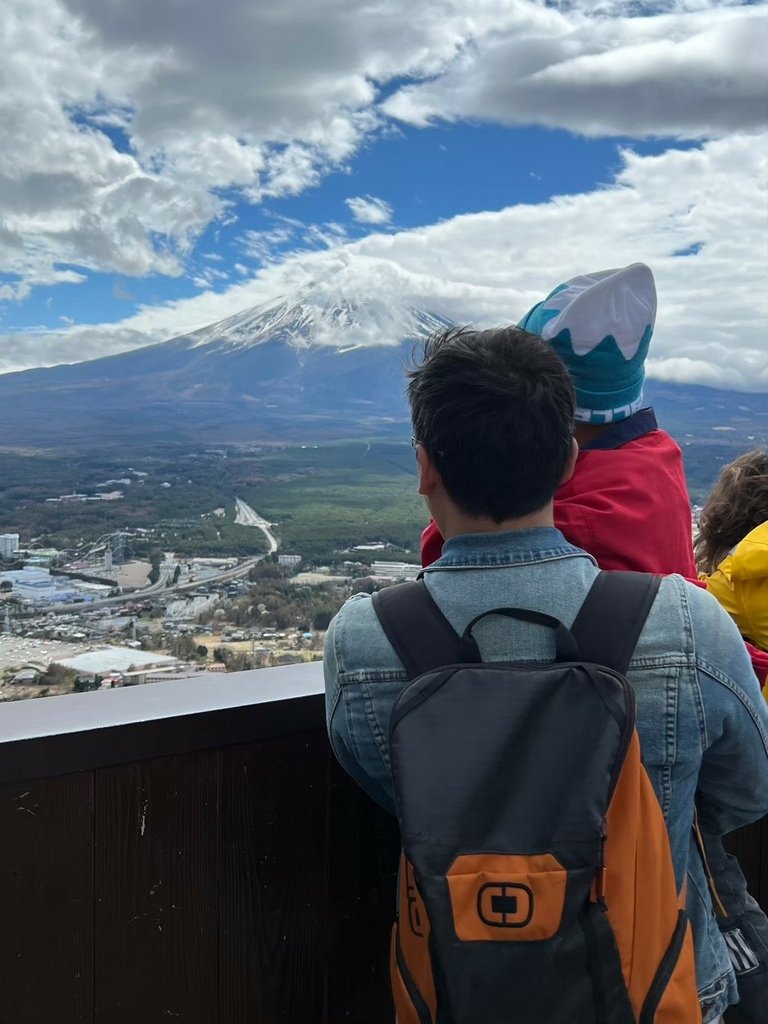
<box><xmin>234</xmin><ymin>498</ymin><xmax>279</xmax><ymax>554</ymax></box>
<box><xmin>15</xmin><ymin>501</ymin><xmax>279</xmax><ymax>617</ymax></box>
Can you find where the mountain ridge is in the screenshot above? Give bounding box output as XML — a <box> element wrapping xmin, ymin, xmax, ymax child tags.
<box><xmin>0</xmin><ymin>293</ymin><xmax>764</xmax><ymax>448</ymax></box>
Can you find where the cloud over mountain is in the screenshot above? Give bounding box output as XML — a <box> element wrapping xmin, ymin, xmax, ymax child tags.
<box><xmin>2</xmin><ymin>133</ymin><xmax>765</xmax><ymax>390</ymax></box>
<box><xmin>1</xmin><ymin>0</ymin><xmax>765</xmax><ymax>301</ymax></box>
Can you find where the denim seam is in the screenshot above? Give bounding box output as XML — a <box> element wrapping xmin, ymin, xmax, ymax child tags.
<box><xmin>680</xmin><ymin>577</ymin><xmax>710</xmax><ymax>749</ymax></box>
<box><xmin>698</xmin><ymin>972</ymin><xmax>729</xmax><ymax>1007</ymax></box>
<box><xmin>338</xmin><ymin>669</ymin><xmax>406</xmax><ymax>685</ymax></box>
<box><xmin>333</xmin><ymin>601</ymin><xmax>348</xmax><ymax>677</ymax></box>
<box><xmin>696</xmin><ymin>659</ymin><xmax>768</xmax><ymax>755</ymax></box>
<box><xmin>424</xmin><ymin>550</ymin><xmax>596</xmax><ymax>570</ymax></box>
<box><xmin>339</xmin><ymin>659</ymin><xmax>696</xmax><ymax>675</ymax></box>
<box><xmin>360</xmin><ymin>683</ymin><xmax>393</xmax><ymax>770</ymax></box>
<box><xmin>340</xmin><ymin>660</ymin><xmax>693</xmax><ymax>680</ymax></box>
<box><xmin>659</xmin><ymin>671</ymin><xmax>675</xmax><ymax>815</ymax></box>
<box><xmin>340</xmin><ymin>685</ymin><xmax>363</xmax><ymax>761</ymax></box>
<box><xmin>689</xmin><ymin>867</ymin><xmax>732</xmax><ymax>981</ymax></box>
<box><xmin>628</xmin><ymin>655</ymin><xmax>691</xmax><ymax>668</ymax></box>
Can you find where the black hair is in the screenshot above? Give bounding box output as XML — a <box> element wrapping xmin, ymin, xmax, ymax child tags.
<box><xmin>407</xmin><ymin>326</ymin><xmax>575</xmax><ymax>522</ymax></box>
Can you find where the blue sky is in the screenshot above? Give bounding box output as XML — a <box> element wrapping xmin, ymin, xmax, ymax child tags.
<box><xmin>7</xmin><ymin>126</ymin><xmax>687</xmax><ymax>332</ymax></box>
<box><xmin>0</xmin><ymin>0</ymin><xmax>766</xmax><ymax>388</ymax></box>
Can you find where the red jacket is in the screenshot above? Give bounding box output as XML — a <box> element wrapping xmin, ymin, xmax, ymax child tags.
<box><xmin>422</xmin><ymin>410</ymin><xmax>697</xmax><ymax>578</ymax></box>
<box><xmin>421</xmin><ymin>410</ymin><xmax>768</xmax><ymax>685</ymax></box>
<box><xmin>747</xmin><ymin>643</ymin><xmax>768</xmax><ymax>687</ymax></box>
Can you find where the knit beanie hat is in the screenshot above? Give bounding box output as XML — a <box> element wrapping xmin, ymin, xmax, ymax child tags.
<box><xmin>518</xmin><ymin>263</ymin><xmax>656</xmax><ymax>424</ymax></box>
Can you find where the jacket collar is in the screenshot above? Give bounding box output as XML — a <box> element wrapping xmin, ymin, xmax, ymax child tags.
<box><xmin>581</xmin><ymin>406</ymin><xmax>657</xmax><ymax>451</ymax></box>
<box><xmin>425</xmin><ymin>527</ymin><xmax>594</xmax><ymax>570</ymax></box>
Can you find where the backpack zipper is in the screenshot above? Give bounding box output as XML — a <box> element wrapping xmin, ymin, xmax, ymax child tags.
<box><xmin>586</xmin><ymin>665</ymin><xmax>635</xmax><ymax>908</ymax></box>
<box><xmin>638</xmin><ymin>910</ymin><xmax>688</xmax><ymax>1024</ymax></box>
<box><xmin>394</xmin><ymin>923</ymin><xmax>433</xmax><ymax>1024</ymax></box>
<box><xmin>597</xmin><ymin>666</ymin><xmax>636</xmax><ymax>805</ymax></box>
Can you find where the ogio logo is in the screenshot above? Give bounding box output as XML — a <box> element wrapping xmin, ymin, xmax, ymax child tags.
<box><xmin>477</xmin><ymin>882</ymin><xmax>533</xmax><ymax>928</ymax></box>
<box><xmin>447</xmin><ymin>853</ymin><xmax>566</xmax><ymax>942</ymax></box>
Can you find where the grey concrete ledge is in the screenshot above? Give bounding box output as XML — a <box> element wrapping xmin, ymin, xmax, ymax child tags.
<box><xmin>0</xmin><ymin>661</ymin><xmax>326</xmax><ymax>784</ymax></box>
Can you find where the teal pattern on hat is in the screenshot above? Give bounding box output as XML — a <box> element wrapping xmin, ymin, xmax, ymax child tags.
<box><xmin>518</xmin><ymin>263</ymin><xmax>657</xmax><ymax>424</ymax></box>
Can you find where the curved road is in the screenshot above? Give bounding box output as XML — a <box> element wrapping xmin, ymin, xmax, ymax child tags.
<box><xmin>16</xmin><ymin>499</ymin><xmax>278</xmax><ymax>617</ymax></box>
<box><xmin>234</xmin><ymin>498</ymin><xmax>279</xmax><ymax>554</ymax></box>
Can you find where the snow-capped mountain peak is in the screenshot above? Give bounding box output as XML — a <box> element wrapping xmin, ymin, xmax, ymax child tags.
<box><xmin>183</xmin><ymin>292</ymin><xmax>453</xmax><ymax>352</ymax></box>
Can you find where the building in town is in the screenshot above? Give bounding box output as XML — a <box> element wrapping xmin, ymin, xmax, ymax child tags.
<box><xmin>0</xmin><ymin>534</ymin><xmax>20</xmax><ymax>560</ymax></box>
<box><xmin>278</xmin><ymin>554</ymin><xmax>302</xmax><ymax>569</ymax></box>
<box><xmin>55</xmin><ymin>647</ymin><xmax>189</xmax><ymax>683</ymax></box>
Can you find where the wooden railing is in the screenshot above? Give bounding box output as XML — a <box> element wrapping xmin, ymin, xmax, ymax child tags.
<box><xmin>0</xmin><ymin>663</ymin><xmax>764</xmax><ymax>1023</ymax></box>
<box><xmin>0</xmin><ymin>664</ymin><xmax>399</xmax><ymax>1024</ymax></box>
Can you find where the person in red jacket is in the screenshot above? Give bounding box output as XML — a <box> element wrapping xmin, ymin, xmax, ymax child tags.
<box><xmin>422</xmin><ymin>263</ymin><xmax>697</xmax><ymax>578</ymax></box>
<box><xmin>419</xmin><ymin>264</ymin><xmax>767</xmax><ymax>1022</ymax></box>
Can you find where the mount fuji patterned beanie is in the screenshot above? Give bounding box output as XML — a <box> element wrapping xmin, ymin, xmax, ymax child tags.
<box><xmin>518</xmin><ymin>263</ymin><xmax>657</xmax><ymax>424</ymax></box>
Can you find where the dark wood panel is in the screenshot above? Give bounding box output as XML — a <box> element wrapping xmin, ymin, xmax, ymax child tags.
<box><xmin>0</xmin><ymin>693</ymin><xmax>323</xmax><ymax>785</ymax></box>
<box><xmin>94</xmin><ymin>750</ymin><xmax>221</xmax><ymax>1024</ymax></box>
<box><xmin>0</xmin><ymin>773</ymin><xmax>93</xmax><ymax>1024</ymax></box>
<box><xmin>217</xmin><ymin>742</ymin><xmax>264</xmax><ymax>1023</ymax></box>
<box><xmin>218</xmin><ymin>731</ymin><xmax>329</xmax><ymax>1024</ymax></box>
<box><xmin>325</xmin><ymin>756</ymin><xmax>398</xmax><ymax>1024</ymax></box>
<box><xmin>1</xmin><ymin>718</ymin><xmax>762</xmax><ymax>1024</ymax></box>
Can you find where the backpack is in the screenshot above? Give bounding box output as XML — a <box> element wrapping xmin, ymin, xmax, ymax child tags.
<box><xmin>372</xmin><ymin>570</ymin><xmax>702</xmax><ymax>1024</ymax></box>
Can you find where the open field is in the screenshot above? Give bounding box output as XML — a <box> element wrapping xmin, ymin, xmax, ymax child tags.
<box><xmin>0</xmin><ymin>441</ymin><xmax>426</xmax><ymax>564</ymax></box>
<box><xmin>1</xmin><ymin>435</ymin><xmax>764</xmax><ymax>569</ymax></box>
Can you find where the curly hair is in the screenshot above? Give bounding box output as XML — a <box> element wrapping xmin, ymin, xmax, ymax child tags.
<box><xmin>695</xmin><ymin>447</ymin><xmax>768</xmax><ymax>574</ymax></box>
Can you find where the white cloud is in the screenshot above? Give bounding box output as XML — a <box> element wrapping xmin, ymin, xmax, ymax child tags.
<box><xmin>240</xmin><ymin>225</ymin><xmax>299</xmax><ymax>263</ymax></box>
<box><xmin>2</xmin><ymin>133</ymin><xmax>766</xmax><ymax>389</ymax></box>
<box><xmin>383</xmin><ymin>3</ymin><xmax>768</xmax><ymax>138</ymax></box>
<box><xmin>345</xmin><ymin>195</ymin><xmax>394</xmax><ymax>225</ymax></box>
<box><xmin>240</xmin><ymin>218</ymin><xmax>350</xmax><ymax>262</ymax></box>
<box><xmin>0</xmin><ymin>0</ymin><xmax>476</xmax><ymax>297</ymax></box>
<box><xmin>0</xmin><ymin>0</ymin><xmax>764</xmax><ymax>304</ymax></box>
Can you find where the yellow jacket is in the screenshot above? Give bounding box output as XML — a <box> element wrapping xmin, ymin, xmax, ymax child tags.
<box><xmin>701</xmin><ymin>522</ymin><xmax>768</xmax><ymax>698</ymax></box>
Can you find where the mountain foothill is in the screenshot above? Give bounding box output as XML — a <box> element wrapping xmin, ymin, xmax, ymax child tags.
<box><xmin>0</xmin><ymin>289</ymin><xmax>764</xmax><ymax>453</ymax></box>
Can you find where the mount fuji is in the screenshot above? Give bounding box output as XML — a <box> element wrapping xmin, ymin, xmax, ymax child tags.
<box><xmin>0</xmin><ymin>293</ymin><xmax>452</xmax><ymax>445</ymax></box>
<box><xmin>0</xmin><ymin>286</ymin><xmax>764</xmax><ymax>448</ymax></box>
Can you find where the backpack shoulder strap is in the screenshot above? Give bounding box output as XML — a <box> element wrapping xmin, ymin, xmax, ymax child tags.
<box><xmin>570</xmin><ymin>570</ymin><xmax>662</xmax><ymax>676</ymax></box>
<box><xmin>372</xmin><ymin>579</ymin><xmax>464</xmax><ymax>679</ymax></box>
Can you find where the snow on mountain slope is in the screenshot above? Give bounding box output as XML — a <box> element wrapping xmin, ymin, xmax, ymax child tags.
<box><xmin>0</xmin><ymin>289</ymin><xmax>456</xmax><ymax>444</ymax></box>
<box><xmin>0</xmin><ymin>279</ymin><xmax>763</xmax><ymax>449</ymax></box>
<box><xmin>182</xmin><ymin>293</ymin><xmax>452</xmax><ymax>353</ymax></box>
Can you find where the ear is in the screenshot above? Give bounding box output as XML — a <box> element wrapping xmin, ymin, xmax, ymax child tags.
<box><xmin>416</xmin><ymin>444</ymin><xmax>440</xmax><ymax>497</ymax></box>
<box><xmin>559</xmin><ymin>437</ymin><xmax>579</xmax><ymax>485</ymax></box>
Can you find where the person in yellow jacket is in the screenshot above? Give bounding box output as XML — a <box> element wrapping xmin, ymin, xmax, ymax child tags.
<box><xmin>696</xmin><ymin>448</ymin><xmax>768</xmax><ymax>699</ymax></box>
<box><xmin>697</xmin><ymin>450</ymin><xmax>768</xmax><ymax>1024</ymax></box>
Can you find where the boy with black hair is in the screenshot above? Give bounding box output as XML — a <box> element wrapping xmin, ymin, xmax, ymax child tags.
<box><xmin>419</xmin><ymin>267</ymin><xmax>766</xmax><ymax>1021</ymax></box>
<box><xmin>325</xmin><ymin>324</ymin><xmax>768</xmax><ymax>1022</ymax></box>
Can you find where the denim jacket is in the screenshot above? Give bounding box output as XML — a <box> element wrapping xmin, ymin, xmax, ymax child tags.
<box><xmin>324</xmin><ymin>529</ymin><xmax>768</xmax><ymax>1022</ymax></box>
